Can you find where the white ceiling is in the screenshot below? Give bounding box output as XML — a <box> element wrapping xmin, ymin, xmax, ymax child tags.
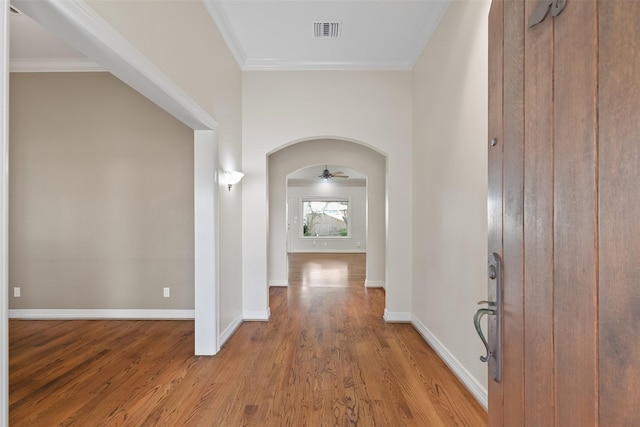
<box><xmin>9</xmin><ymin>0</ymin><xmax>450</xmax><ymax>71</ymax></box>
<box><xmin>288</xmin><ymin>164</ymin><xmax>367</xmax><ymax>186</ymax></box>
<box><xmin>206</xmin><ymin>0</ymin><xmax>450</xmax><ymax>70</ymax></box>
<box><xmin>9</xmin><ymin>9</ymin><xmax>104</xmax><ymax>72</ymax></box>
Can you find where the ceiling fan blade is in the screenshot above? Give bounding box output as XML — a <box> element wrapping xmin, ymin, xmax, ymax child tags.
<box><xmin>332</xmin><ymin>175</ymin><xmax>349</xmax><ymax>178</ymax></box>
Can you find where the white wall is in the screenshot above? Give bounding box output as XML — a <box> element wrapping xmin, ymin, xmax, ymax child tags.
<box><xmin>412</xmin><ymin>0</ymin><xmax>491</xmax><ymax>405</ymax></box>
<box><xmin>287</xmin><ymin>185</ymin><xmax>366</xmax><ymax>254</ymax></box>
<box><xmin>267</xmin><ymin>139</ymin><xmax>385</xmax><ymax>289</ymax></box>
<box><xmin>243</xmin><ymin>72</ymin><xmax>412</xmax><ymax>319</ymax></box>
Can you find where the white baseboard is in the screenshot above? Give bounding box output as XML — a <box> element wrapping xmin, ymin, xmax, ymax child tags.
<box><xmin>8</xmin><ymin>309</ymin><xmax>195</xmax><ymax>320</ymax></box>
<box><xmin>289</xmin><ymin>249</ymin><xmax>366</xmax><ymax>254</ymax></box>
<box><xmin>243</xmin><ymin>309</ymin><xmax>270</xmax><ymax>321</ymax></box>
<box><xmin>219</xmin><ymin>314</ymin><xmax>243</xmax><ymax>347</ymax></box>
<box><xmin>411</xmin><ymin>315</ymin><xmax>488</xmax><ymax>409</ymax></box>
<box><xmin>364</xmin><ymin>280</ymin><xmax>385</xmax><ymax>288</ymax></box>
<box><xmin>383</xmin><ymin>309</ymin><xmax>412</xmax><ymax>323</ymax></box>
<box><xmin>268</xmin><ymin>280</ymin><xmax>288</xmax><ymax>287</ymax></box>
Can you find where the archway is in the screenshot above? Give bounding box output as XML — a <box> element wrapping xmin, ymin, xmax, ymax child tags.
<box><xmin>267</xmin><ymin>138</ymin><xmax>386</xmax><ymax>294</ymax></box>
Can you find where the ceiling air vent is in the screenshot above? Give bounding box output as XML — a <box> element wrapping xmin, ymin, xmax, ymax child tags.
<box><xmin>313</xmin><ymin>21</ymin><xmax>341</xmax><ymax>39</ymax></box>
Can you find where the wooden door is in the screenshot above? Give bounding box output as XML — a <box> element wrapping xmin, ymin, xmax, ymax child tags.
<box><xmin>487</xmin><ymin>0</ymin><xmax>640</xmax><ymax>425</ymax></box>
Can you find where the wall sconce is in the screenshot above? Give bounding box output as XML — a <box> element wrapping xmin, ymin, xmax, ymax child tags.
<box><xmin>223</xmin><ymin>170</ymin><xmax>244</xmax><ymax>191</ymax></box>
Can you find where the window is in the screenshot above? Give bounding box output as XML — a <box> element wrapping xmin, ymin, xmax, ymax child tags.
<box><xmin>301</xmin><ymin>199</ymin><xmax>350</xmax><ymax>238</ymax></box>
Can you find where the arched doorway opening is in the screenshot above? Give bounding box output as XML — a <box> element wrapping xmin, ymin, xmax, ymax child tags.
<box><xmin>267</xmin><ymin>138</ymin><xmax>386</xmax><ymax>296</ymax></box>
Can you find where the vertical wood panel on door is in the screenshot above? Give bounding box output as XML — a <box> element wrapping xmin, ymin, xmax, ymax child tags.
<box><xmin>523</xmin><ymin>0</ymin><xmax>555</xmax><ymax>423</ymax></box>
<box><xmin>490</xmin><ymin>0</ymin><xmax>640</xmax><ymax>425</ymax></box>
<box><xmin>502</xmin><ymin>0</ymin><xmax>526</xmax><ymax>425</ymax></box>
<box><xmin>598</xmin><ymin>1</ymin><xmax>640</xmax><ymax>425</ymax></box>
<box><xmin>553</xmin><ymin>1</ymin><xmax>599</xmax><ymax>425</ymax></box>
<box><xmin>487</xmin><ymin>0</ymin><xmax>505</xmax><ymax>424</ymax></box>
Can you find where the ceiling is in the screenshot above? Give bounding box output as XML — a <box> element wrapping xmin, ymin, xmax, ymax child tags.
<box><xmin>206</xmin><ymin>0</ymin><xmax>450</xmax><ymax>70</ymax></box>
<box><xmin>9</xmin><ymin>0</ymin><xmax>450</xmax><ymax>71</ymax></box>
<box><xmin>9</xmin><ymin>7</ymin><xmax>104</xmax><ymax>72</ymax></box>
<box><xmin>288</xmin><ymin>165</ymin><xmax>367</xmax><ymax>187</ymax></box>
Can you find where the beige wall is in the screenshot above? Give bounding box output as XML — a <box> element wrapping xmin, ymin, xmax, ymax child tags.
<box><xmin>87</xmin><ymin>0</ymin><xmax>244</xmax><ymax>329</ymax></box>
<box><xmin>6</xmin><ymin>1</ymin><xmax>493</xmax><ymax>403</ymax></box>
<box><xmin>267</xmin><ymin>139</ymin><xmax>385</xmax><ymax>287</ymax></box>
<box><xmin>242</xmin><ymin>71</ymin><xmax>413</xmax><ymax>319</ymax></box>
<box><xmin>412</xmin><ymin>0</ymin><xmax>491</xmax><ymax>401</ymax></box>
<box><xmin>9</xmin><ymin>72</ymin><xmax>193</xmax><ymax>309</ymax></box>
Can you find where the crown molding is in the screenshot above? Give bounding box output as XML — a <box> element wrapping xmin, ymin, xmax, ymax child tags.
<box><xmin>203</xmin><ymin>0</ymin><xmax>448</xmax><ymax>71</ymax></box>
<box><xmin>202</xmin><ymin>0</ymin><xmax>247</xmax><ymax>69</ymax></box>
<box><xmin>10</xmin><ymin>57</ymin><xmax>106</xmax><ymax>72</ymax></box>
<box><xmin>243</xmin><ymin>58</ymin><xmax>413</xmax><ymax>71</ymax></box>
<box><xmin>11</xmin><ymin>0</ymin><xmax>217</xmax><ymax>131</ymax></box>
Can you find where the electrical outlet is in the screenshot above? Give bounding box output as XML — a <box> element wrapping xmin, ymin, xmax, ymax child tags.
<box><xmin>324</xmin><ymin>241</ymin><xmax>327</xmax><ymax>246</ymax></box>
<box><xmin>163</xmin><ymin>287</ymin><xmax>170</xmax><ymax>298</ymax></box>
<box><xmin>14</xmin><ymin>287</ymin><xmax>20</xmax><ymax>297</ymax></box>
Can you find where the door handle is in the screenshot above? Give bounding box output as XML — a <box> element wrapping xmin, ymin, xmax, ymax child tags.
<box><xmin>474</xmin><ymin>305</ymin><xmax>495</xmax><ymax>362</ymax></box>
<box><xmin>473</xmin><ymin>253</ymin><xmax>502</xmax><ymax>382</ymax></box>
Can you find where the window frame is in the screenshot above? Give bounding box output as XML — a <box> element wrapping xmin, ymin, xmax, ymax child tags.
<box><xmin>299</xmin><ymin>197</ymin><xmax>352</xmax><ymax>239</ymax></box>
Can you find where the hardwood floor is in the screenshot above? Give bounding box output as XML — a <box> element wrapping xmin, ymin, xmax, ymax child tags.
<box><xmin>9</xmin><ymin>253</ymin><xmax>487</xmax><ymax>426</ymax></box>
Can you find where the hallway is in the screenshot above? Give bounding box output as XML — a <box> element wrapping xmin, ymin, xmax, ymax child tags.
<box><xmin>9</xmin><ymin>254</ymin><xmax>486</xmax><ymax>425</ymax></box>
<box><xmin>278</xmin><ymin>253</ymin><xmax>486</xmax><ymax>425</ymax></box>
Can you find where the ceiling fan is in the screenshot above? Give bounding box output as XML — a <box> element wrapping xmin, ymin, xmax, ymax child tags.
<box><xmin>319</xmin><ymin>165</ymin><xmax>349</xmax><ymax>180</ymax></box>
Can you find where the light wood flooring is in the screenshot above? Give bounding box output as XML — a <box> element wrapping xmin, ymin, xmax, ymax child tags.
<box><xmin>9</xmin><ymin>253</ymin><xmax>487</xmax><ymax>426</ymax></box>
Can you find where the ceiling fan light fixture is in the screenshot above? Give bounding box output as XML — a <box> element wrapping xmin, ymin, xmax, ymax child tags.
<box><xmin>318</xmin><ymin>165</ymin><xmax>349</xmax><ymax>180</ymax></box>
